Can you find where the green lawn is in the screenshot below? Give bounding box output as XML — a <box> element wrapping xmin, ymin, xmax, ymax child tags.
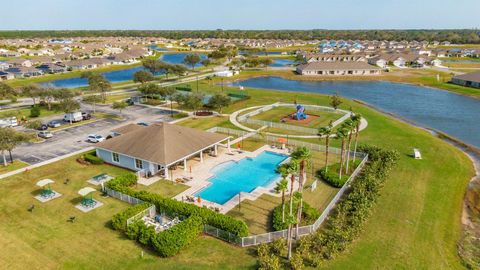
<box><xmin>0</xmin><ymin>82</ymin><xmax>475</xmax><ymax>269</ymax></box>
<box><xmin>0</xmin><ymin>106</ymin><xmax>61</xmax><ymax>120</ymax></box>
<box><xmin>135</xmin><ymin>179</ymin><xmax>189</xmax><ymax>198</ymax></box>
<box><xmin>0</xmin><ymin>160</ymin><xmax>30</xmax><ymax>174</ymax></box>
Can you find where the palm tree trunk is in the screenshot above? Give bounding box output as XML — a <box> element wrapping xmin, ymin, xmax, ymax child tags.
<box><xmin>345</xmin><ymin>131</ymin><xmax>353</xmax><ymax>174</ymax></box>
<box><xmin>296</xmin><ymin>161</ymin><xmax>305</xmax><ymax>239</ymax></box>
<box><xmin>281</xmin><ymin>192</ymin><xmax>285</xmax><ymax>222</ymax></box>
<box><xmin>339</xmin><ymin>140</ymin><xmax>345</xmax><ymax>180</ymax></box>
<box><xmin>296</xmin><ymin>197</ymin><xmax>303</xmax><ymax>239</ymax></box>
<box><xmin>353</xmin><ymin>127</ymin><xmax>360</xmax><ymax>162</ymax></box>
<box><xmin>287</xmin><ymin>224</ymin><xmax>292</xmax><ymax>259</ymax></box>
<box><xmin>325</xmin><ymin>136</ymin><xmax>329</xmax><ymax>172</ymax></box>
<box><xmin>289</xmin><ymin>175</ymin><xmax>295</xmax><ymax>215</ymax></box>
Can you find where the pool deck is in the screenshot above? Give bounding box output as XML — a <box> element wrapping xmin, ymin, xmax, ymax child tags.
<box><xmin>171</xmin><ymin>144</ymin><xmax>297</xmax><ymax>214</ymax></box>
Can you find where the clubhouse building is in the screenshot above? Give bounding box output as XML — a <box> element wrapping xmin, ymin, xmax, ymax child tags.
<box><xmin>296</xmin><ymin>62</ymin><xmax>381</xmax><ymax>76</ymax></box>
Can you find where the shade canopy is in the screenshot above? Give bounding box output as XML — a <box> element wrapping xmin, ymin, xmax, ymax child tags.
<box><xmin>36</xmin><ymin>179</ymin><xmax>54</xmax><ymax>187</ymax></box>
<box><xmin>277</xmin><ymin>138</ymin><xmax>287</xmax><ymax>143</ymax></box>
<box><xmin>78</xmin><ymin>187</ymin><xmax>96</xmax><ymax>196</ymax></box>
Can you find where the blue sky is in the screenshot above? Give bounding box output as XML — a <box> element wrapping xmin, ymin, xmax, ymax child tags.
<box><xmin>2</xmin><ymin>0</ymin><xmax>479</xmax><ymax>30</ymax></box>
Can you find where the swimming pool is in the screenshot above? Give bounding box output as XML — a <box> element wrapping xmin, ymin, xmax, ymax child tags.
<box><xmin>197</xmin><ymin>151</ymin><xmax>288</xmax><ymax>205</ymax></box>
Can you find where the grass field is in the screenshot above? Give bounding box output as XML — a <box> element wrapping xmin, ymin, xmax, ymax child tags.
<box><xmin>0</xmin><ymin>160</ymin><xmax>29</xmax><ymax>173</ymax></box>
<box><xmin>0</xmin><ymin>105</ymin><xmax>61</xmax><ymax>120</ymax></box>
<box><xmin>250</xmin><ymin>105</ymin><xmax>342</xmax><ymax>128</ymax></box>
<box><xmin>0</xmin><ymin>82</ymin><xmax>475</xmax><ymax>269</ymax></box>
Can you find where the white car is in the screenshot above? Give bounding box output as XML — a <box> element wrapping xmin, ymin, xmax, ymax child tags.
<box><xmin>87</xmin><ymin>134</ymin><xmax>105</xmax><ymax>143</ymax></box>
<box><xmin>38</xmin><ymin>131</ymin><xmax>53</xmax><ymax>139</ymax></box>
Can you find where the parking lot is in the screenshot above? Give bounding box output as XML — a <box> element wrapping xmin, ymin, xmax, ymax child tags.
<box><xmin>12</xmin><ymin>105</ymin><xmax>176</xmax><ymax>165</ymax></box>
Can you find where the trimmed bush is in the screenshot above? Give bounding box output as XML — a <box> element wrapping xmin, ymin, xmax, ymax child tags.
<box><xmin>84</xmin><ymin>152</ymin><xmax>104</xmax><ymax>165</ymax></box>
<box><xmin>317</xmin><ymin>167</ymin><xmax>348</xmax><ymax>188</ymax></box>
<box><xmin>107</xmin><ymin>173</ymin><xmax>249</xmax><ymax>237</ymax></box>
<box><xmin>111</xmin><ymin>202</ymin><xmax>151</xmax><ymax>231</ymax></box>
<box><xmin>272</xmin><ymin>201</ymin><xmax>320</xmax><ymax>231</ymax></box>
<box><xmin>150</xmin><ymin>216</ymin><xmax>203</xmax><ymax>257</ymax></box>
<box><xmin>30</xmin><ymin>106</ymin><xmax>41</xmax><ymax>117</ymax></box>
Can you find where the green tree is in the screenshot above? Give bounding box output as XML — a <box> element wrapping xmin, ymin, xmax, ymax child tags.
<box><xmin>318</xmin><ymin>122</ymin><xmax>333</xmax><ymax>172</ymax></box>
<box><xmin>21</xmin><ymin>84</ymin><xmax>43</xmax><ymax>105</ymax></box>
<box><xmin>294</xmin><ymin>54</ymin><xmax>305</xmax><ymax>64</ymax></box>
<box><xmin>170</xmin><ymin>64</ymin><xmax>188</xmax><ymax>77</ymax></box>
<box><xmin>343</xmin><ymin>119</ymin><xmax>355</xmax><ymax>174</ymax></box>
<box><xmin>291</xmin><ymin>146</ymin><xmax>311</xmax><ymax>238</ymax></box>
<box><xmin>183</xmin><ymin>92</ymin><xmax>204</xmax><ymax>116</ymax></box>
<box><xmin>112</xmin><ymin>101</ymin><xmax>128</xmax><ymax>115</ymax></box>
<box><xmin>275</xmin><ymin>178</ymin><xmax>289</xmax><ymax>223</ymax></box>
<box><xmin>330</xmin><ymin>94</ymin><xmax>343</xmax><ymax>110</ymax></box>
<box><xmin>183</xmin><ymin>54</ymin><xmax>201</xmax><ymax>70</ymax></box>
<box><xmin>0</xmin><ymin>82</ymin><xmax>17</xmax><ymax>101</ymax></box>
<box><xmin>133</xmin><ymin>70</ymin><xmax>154</xmax><ymax>84</ymax></box>
<box><xmin>200</xmin><ymin>59</ymin><xmax>211</xmax><ymax>67</ymax></box>
<box><xmin>205</xmin><ymin>93</ymin><xmax>231</xmax><ymax>114</ymax></box>
<box><xmin>260</xmin><ymin>58</ymin><xmax>273</xmax><ymax>70</ymax></box>
<box><xmin>142</xmin><ymin>59</ymin><xmax>163</xmax><ymax>74</ymax></box>
<box><xmin>82</xmin><ymin>72</ymin><xmax>111</xmax><ymax>102</ymax></box>
<box><xmin>335</xmin><ymin>126</ymin><xmax>349</xmax><ymax>179</ymax></box>
<box><xmin>351</xmin><ymin>114</ymin><xmax>362</xmax><ymax>162</ymax></box>
<box><xmin>138</xmin><ymin>83</ymin><xmax>160</xmax><ymax>100</ymax></box>
<box><xmin>0</xmin><ymin>128</ymin><xmax>33</xmax><ymax>165</ymax></box>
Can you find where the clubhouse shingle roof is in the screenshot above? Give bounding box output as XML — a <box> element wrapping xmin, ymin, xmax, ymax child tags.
<box><xmin>453</xmin><ymin>72</ymin><xmax>480</xmax><ymax>83</ymax></box>
<box><xmin>97</xmin><ymin>123</ymin><xmax>229</xmax><ymax>165</ymax></box>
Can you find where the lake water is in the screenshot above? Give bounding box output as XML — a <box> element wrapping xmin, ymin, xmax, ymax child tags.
<box><xmin>269</xmin><ymin>58</ymin><xmax>296</xmax><ymax>67</ymax></box>
<box><xmin>42</xmin><ymin>53</ymin><xmax>207</xmax><ymax>88</ymax></box>
<box><xmin>230</xmin><ymin>76</ymin><xmax>480</xmax><ymax>148</ymax></box>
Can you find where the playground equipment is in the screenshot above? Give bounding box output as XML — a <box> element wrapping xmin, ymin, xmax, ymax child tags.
<box><xmin>292</xmin><ymin>104</ymin><xmax>308</xmax><ymax>120</ymax></box>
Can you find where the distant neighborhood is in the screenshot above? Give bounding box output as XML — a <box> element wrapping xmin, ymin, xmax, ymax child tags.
<box><xmin>1</xmin><ymin>36</ymin><xmax>479</xmax><ymax>81</ymax></box>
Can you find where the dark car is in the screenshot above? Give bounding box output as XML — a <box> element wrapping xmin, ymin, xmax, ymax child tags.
<box><xmin>82</xmin><ymin>112</ymin><xmax>92</xmax><ymax>120</ymax></box>
<box><xmin>38</xmin><ymin>124</ymin><xmax>48</xmax><ymax>130</ymax></box>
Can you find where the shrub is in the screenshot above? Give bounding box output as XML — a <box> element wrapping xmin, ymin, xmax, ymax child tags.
<box><xmin>111</xmin><ymin>202</ymin><xmax>151</xmax><ymax>231</ymax></box>
<box><xmin>24</xmin><ymin>120</ymin><xmax>42</xmax><ymax>130</ymax></box>
<box><xmin>296</xmin><ymin>145</ymin><xmax>399</xmax><ymax>263</ymax></box>
<box><xmin>107</xmin><ymin>173</ymin><xmax>248</xmax><ymax>237</ymax></box>
<box><xmin>272</xmin><ymin>201</ymin><xmax>319</xmax><ymax>231</ymax></box>
<box><xmin>316</xmin><ymin>167</ymin><xmax>348</xmax><ymax>188</ymax></box>
<box><xmin>84</xmin><ymin>152</ymin><xmax>104</xmax><ymax>165</ymax></box>
<box><xmin>30</xmin><ymin>106</ymin><xmax>41</xmax><ymax>117</ymax></box>
<box><xmin>290</xmin><ymin>251</ymin><xmax>304</xmax><ymax>270</ymax></box>
<box><xmin>150</xmin><ymin>216</ymin><xmax>203</xmax><ymax>257</ymax></box>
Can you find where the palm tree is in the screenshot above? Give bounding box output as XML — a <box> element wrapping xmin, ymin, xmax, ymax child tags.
<box><xmin>343</xmin><ymin>119</ymin><xmax>355</xmax><ymax>174</ymax></box>
<box><xmin>335</xmin><ymin>126</ymin><xmax>349</xmax><ymax>180</ymax></box>
<box><xmin>318</xmin><ymin>122</ymin><xmax>333</xmax><ymax>172</ymax></box>
<box><xmin>285</xmin><ymin>213</ymin><xmax>297</xmax><ymax>260</ymax></box>
<box><xmin>291</xmin><ymin>146</ymin><xmax>311</xmax><ymax>239</ymax></box>
<box><xmin>274</xmin><ymin>179</ymin><xmax>288</xmax><ymax>222</ymax></box>
<box><xmin>351</xmin><ymin>114</ymin><xmax>362</xmax><ymax>162</ymax></box>
<box><xmin>280</xmin><ymin>160</ymin><xmax>299</xmax><ymax>217</ymax></box>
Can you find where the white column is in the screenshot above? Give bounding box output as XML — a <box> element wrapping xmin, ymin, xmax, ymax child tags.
<box><xmin>200</xmin><ymin>151</ymin><xmax>203</xmax><ymax>163</ymax></box>
<box><xmin>227</xmin><ymin>139</ymin><xmax>231</xmax><ymax>153</ymax></box>
<box><xmin>164</xmin><ymin>166</ymin><xmax>169</xmax><ymax>180</ymax></box>
<box><xmin>214</xmin><ymin>145</ymin><xmax>218</xmax><ymax>156</ymax></box>
<box><xmin>183</xmin><ymin>159</ymin><xmax>187</xmax><ymax>171</ymax></box>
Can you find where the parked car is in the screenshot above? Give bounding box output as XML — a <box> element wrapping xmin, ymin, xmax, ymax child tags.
<box><xmin>87</xmin><ymin>134</ymin><xmax>105</xmax><ymax>143</ymax></box>
<box><xmin>63</xmin><ymin>112</ymin><xmax>83</xmax><ymax>123</ymax></box>
<box><xmin>37</xmin><ymin>124</ymin><xmax>48</xmax><ymax>130</ymax></box>
<box><xmin>48</xmin><ymin>120</ymin><xmax>62</xmax><ymax>128</ymax></box>
<box><xmin>0</xmin><ymin>117</ymin><xmax>18</xmax><ymax>128</ymax></box>
<box><xmin>38</xmin><ymin>131</ymin><xmax>53</xmax><ymax>139</ymax></box>
<box><xmin>137</xmin><ymin>122</ymin><xmax>149</xmax><ymax>126</ymax></box>
<box><xmin>82</xmin><ymin>112</ymin><xmax>92</xmax><ymax>120</ymax></box>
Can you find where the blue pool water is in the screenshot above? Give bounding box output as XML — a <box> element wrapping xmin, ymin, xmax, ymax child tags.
<box><xmin>197</xmin><ymin>151</ymin><xmax>288</xmax><ymax>205</ymax></box>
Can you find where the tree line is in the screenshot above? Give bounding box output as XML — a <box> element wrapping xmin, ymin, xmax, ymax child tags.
<box><xmin>0</xmin><ymin>29</ymin><xmax>479</xmax><ymax>43</ymax></box>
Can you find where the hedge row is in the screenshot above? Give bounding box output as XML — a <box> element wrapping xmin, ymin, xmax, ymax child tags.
<box><xmin>316</xmin><ymin>167</ymin><xmax>348</xmax><ymax>188</ymax></box>
<box><xmin>111</xmin><ymin>202</ymin><xmax>152</xmax><ymax>231</ymax></box>
<box><xmin>126</xmin><ymin>215</ymin><xmax>203</xmax><ymax>257</ymax></box>
<box><xmin>295</xmin><ymin>145</ymin><xmax>399</xmax><ymax>266</ymax></box>
<box><xmin>84</xmin><ymin>153</ymin><xmax>104</xmax><ymax>165</ymax></box>
<box><xmin>272</xmin><ymin>201</ymin><xmax>320</xmax><ymax>231</ymax></box>
<box><xmin>106</xmin><ymin>173</ymin><xmax>249</xmax><ymax>237</ymax></box>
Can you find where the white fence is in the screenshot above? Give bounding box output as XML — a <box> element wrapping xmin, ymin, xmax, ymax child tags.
<box><xmin>104</xmin><ymin>187</ymin><xmax>144</xmax><ymax>205</ymax></box>
<box><xmin>241</xmin><ymin>118</ymin><xmax>319</xmax><ymax>135</ymax></box>
<box><xmin>203</xmin><ymin>152</ymin><xmax>369</xmax><ymax>247</ymax></box>
<box><xmin>126</xmin><ymin>204</ymin><xmax>156</xmax><ymax>226</ymax></box>
<box><xmin>208</xmin><ymin>126</ymin><xmax>366</xmax><ymax>159</ymax></box>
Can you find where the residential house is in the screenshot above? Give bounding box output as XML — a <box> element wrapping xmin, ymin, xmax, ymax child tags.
<box><xmin>296</xmin><ymin>62</ymin><xmax>381</xmax><ymax>76</ymax></box>
<box><xmin>6</xmin><ymin>58</ymin><xmax>33</xmax><ymax>68</ymax></box>
<box><xmin>452</xmin><ymin>72</ymin><xmax>480</xmax><ymax>88</ymax></box>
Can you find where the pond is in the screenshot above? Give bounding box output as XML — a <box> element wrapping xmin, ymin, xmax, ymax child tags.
<box><xmin>269</xmin><ymin>58</ymin><xmax>296</xmax><ymax>67</ymax></box>
<box><xmin>42</xmin><ymin>53</ymin><xmax>207</xmax><ymax>88</ymax></box>
<box><xmin>229</xmin><ymin>76</ymin><xmax>480</xmax><ymax>148</ymax></box>
<box><xmin>160</xmin><ymin>53</ymin><xmax>207</xmax><ymax>65</ymax></box>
